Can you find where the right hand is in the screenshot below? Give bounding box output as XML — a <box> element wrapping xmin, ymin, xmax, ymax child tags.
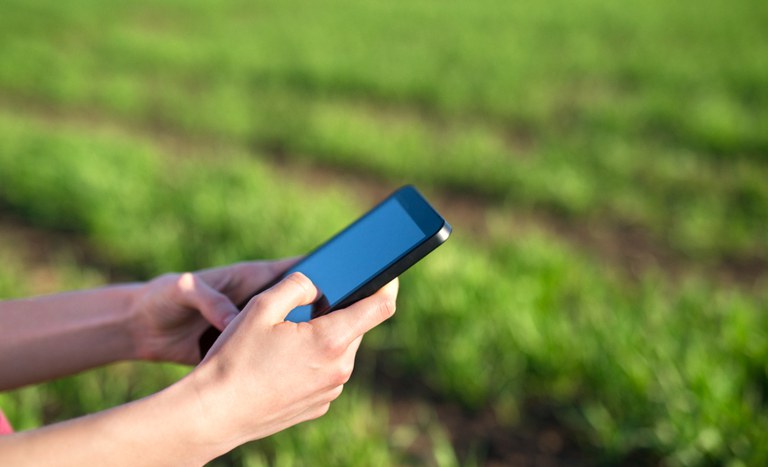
<box><xmin>186</xmin><ymin>272</ymin><xmax>398</xmax><ymax>452</ymax></box>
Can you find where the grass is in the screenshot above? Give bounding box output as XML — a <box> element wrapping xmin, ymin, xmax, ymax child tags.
<box><xmin>1</xmin><ymin>114</ymin><xmax>767</xmax><ymax>465</ymax></box>
<box><xmin>0</xmin><ymin>0</ymin><xmax>766</xmax><ymax>465</ymax></box>
<box><xmin>0</xmin><ymin>210</ymin><xmax>456</xmax><ymax>466</ymax></box>
<box><xmin>0</xmin><ymin>0</ymin><xmax>766</xmax><ymax>260</ymax></box>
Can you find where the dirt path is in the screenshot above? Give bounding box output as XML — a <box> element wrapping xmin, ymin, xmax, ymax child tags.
<box><xmin>2</xmin><ymin>95</ymin><xmax>765</xmax><ymax>290</ymax></box>
<box><xmin>263</xmin><ymin>156</ymin><xmax>767</xmax><ymax>288</ymax></box>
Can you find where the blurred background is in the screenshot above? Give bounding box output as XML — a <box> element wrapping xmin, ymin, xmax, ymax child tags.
<box><xmin>0</xmin><ymin>0</ymin><xmax>766</xmax><ymax>465</ymax></box>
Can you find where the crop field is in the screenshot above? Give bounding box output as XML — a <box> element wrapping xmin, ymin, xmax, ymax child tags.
<box><xmin>0</xmin><ymin>0</ymin><xmax>766</xmax><ymax>465</ymax></box>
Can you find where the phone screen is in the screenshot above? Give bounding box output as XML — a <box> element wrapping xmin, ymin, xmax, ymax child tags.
<box><xmin>198</xmin><ymin>185</ymin><xmax>450</xmax><ymax>356</ymax></box>
<box><xmin>285</xmin><ymin>197</ymin><xmax>428</xmax><ymax>322</ymax></box>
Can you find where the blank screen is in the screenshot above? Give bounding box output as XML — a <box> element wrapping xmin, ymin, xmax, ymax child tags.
<box><xmin>285</xmin><ymin>198</ymin><xmax>427</xmax><ymax>322</ymax></box>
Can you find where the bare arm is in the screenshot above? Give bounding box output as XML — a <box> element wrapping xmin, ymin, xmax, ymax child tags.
<box><xmin>0</xmin><ymin>259</ymin><xmax>295</xmax><ymax>390</ymax></box>
<box><xmin>0</xmin><ymin>285</ymin><xmax>141</xmax><ymax>390</ymax></box>
<box><xmin>0</xmin><ymin>381</ymin><xmax>214</xmax><ymax>466</ymax></box>
<box><xmin>0</xmin><ymin>273</ymin><xmax>398</xmax><ymax>465</ymax></box>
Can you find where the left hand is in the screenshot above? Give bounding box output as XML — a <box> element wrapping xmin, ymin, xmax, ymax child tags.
<box><xmin>129</xmin><ymin>258</ymin><xmax>298</xmax><ymax>364</ymax></box>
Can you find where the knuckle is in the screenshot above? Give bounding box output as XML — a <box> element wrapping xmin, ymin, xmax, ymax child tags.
<box><xmin>377</xmin><ymin>297</ymin><xmax>397</xmax><ymax>319</ymax></box>
<box><xmin>284</xmin><ymin>272</ymin><xmax>313</xmax><ymax>295</ymax></box>
<box><xmin>309</xmin><ymin>403</ymin><xmax>332</xmax><ymax>420</ymax></box>
<box><xmin>317</xmin><ymin>331</ymin><xmax>346</xmax><ymax>357</ymax></box>
<box><xmin>328</xmin><ymin>384</ymin><xmax>344</xmax><ymax>401</ymax></box>
<box><xmin>175</xmin><ymin>272</ymin><xmax>196</xmax><ymax>293</ymax></box>
<box><xmin>246</xmin><ymin>293</ymin><xmax>268</xmax><ymax>313</ymax></box>
<box><xmin>329</xmin><ymin>364</ymin><xmax>353</xmax><ymax>386</ymax></box>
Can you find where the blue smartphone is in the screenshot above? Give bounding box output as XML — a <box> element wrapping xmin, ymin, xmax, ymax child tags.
<box><xmin>199</xmin><ymin>185</ymin><xmax>451</xmax><ymax>356</ymax></box>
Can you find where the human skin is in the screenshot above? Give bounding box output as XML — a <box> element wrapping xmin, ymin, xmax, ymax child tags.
<box><xmin>0</xmin><ymin>261</ymin><xmax>398</xmax><ymax>465</ymax></box>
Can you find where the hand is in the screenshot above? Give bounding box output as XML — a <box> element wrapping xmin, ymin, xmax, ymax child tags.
<box><xmin>0</xmin><ymin>272</ymin><xmax>397</xmax><ymax>466</ymax></box>
<box><xmin>187</xmin><ymin>272</ymin><xmax>398</xmax><ymax>452</ymax></box>
<box><xmin>129</xmin><ymin>258</ymin><xmax>298</xmax><ymax>365</ymax></box>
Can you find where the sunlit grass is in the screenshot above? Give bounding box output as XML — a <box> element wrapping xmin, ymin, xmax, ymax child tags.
<box><xmin>1</xmin><ymin>113</ymin><xmax>766</xmax><ymax>464</ymax></box>
<box><xmin>0</xmin><ymin>0</ymin><xmax>765</xmax><ymax>261</ymax></box>
<box><xmin>1</xmin><ymin>0</ymin><xmax>767</xmax><ymax>464</ymax></box>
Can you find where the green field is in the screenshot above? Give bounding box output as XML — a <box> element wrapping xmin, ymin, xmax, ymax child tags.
<box><xmin>0</xmin><ymin>0</ymin><xmax>766</xmax><ymax>465</ymax></box>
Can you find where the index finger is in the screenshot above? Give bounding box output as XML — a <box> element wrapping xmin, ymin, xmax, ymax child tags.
<box><xmin>233</xmin><ymin>257</ymin><xmax>302</xmax><ymax>301</ymax></box>
<box><xmin>314</xmin><ymin>278</ymin><xmax>399</xmax><ymax>343</ymax></box>
<box><xmin>197</xmin><ymin>257</ymin><xmax>302</xmax><ymax>305</ymax></box>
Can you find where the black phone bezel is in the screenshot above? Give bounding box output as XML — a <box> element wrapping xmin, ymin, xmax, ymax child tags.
<box><xmin>198</xmin><ymin>185</ymin><xmax>451</xmax><ymax>357</ymax></box>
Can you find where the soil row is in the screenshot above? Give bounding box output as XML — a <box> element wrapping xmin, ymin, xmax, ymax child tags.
<box><xmin>2</xmin><ymin>95</ymin><xmax>765</xmax><ymax>288</ymax></box>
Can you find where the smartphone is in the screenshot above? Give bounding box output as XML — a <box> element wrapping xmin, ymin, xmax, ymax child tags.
<box><xmin>198</xmin><ymin>185</ymin><xmax>451</xmax><ymax>356</ymax></box>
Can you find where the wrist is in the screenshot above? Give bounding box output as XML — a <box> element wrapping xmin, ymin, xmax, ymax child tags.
<box><xmin>0</xmin><ymin>283</ymin><xmax>148</xmax><ymax>389</ymax></box>
<box><xmin>117</xmin><ymin>282</ymin><xmax>149</xmax><ymax>361</ymax></box>
<box><xmin>172</xmin><ymin>364</ymin><xmax>243</xmax><ymax>459</ymax></box>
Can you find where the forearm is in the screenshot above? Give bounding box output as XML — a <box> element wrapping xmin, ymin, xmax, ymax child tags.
<box><xmin>0</xmin><ymin>285</ymin><xmax>142</xmax><ymax>390</ymax></box>
<box><xmin>0</xmin><ymin>380</ymin><xmax>223</xmax><ymax>466</ymax></box>
<box><xmin>0</xmin><ymin>272</ymin><xmax>398</xmax><ymax>465</ymax></box>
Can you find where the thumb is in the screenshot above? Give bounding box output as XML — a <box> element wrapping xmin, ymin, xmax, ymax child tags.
<box><xmin>245</xmin><ymin>272</ymin><xmax>320</xmax><ymax>324</ymax></box>
<box><xmin>176</xmin><ymin>273</ymin><xmax>240</xmax><ymax>330</ymax></box>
